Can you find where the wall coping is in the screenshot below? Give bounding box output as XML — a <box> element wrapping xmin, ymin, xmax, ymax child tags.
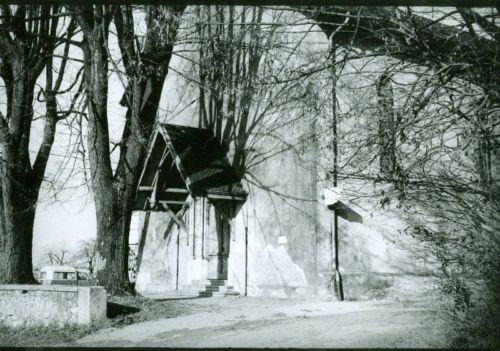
<box><xmin>0</xmin><ymin>284</ymin><xmax>83</xmax><ymax>292</ymax></box>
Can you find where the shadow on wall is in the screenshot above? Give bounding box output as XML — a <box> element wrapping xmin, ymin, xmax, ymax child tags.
<box><xmin>135</xmin><ymin>212</ymin><xmax>180</xmax><ymax>294</ymax></box>
<box><xmin>337</xmin><ymin>212</ymin><xmax>440</xmax><ymax>301</ymax></box>
<box><xmin>246</xmin><ymin>250</ymin><xmax>317</xmax><ymax>297</ymax></box>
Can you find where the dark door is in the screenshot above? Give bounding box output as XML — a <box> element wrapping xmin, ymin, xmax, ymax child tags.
<box><xmin>208</xmin><ymin>210</ymin><xmax>230</xmax><ymax>279</ymax></box>
<box><xmin>216</xmin><ymin>211</ymin><xmax>230</xmax><ymax>279</ymax></box>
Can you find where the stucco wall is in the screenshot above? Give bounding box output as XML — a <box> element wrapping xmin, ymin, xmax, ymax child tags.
<box><xmin>135</xmin><ymin>212</ymin><xmax>191</xmax><ymax>294</ymax></box>
<box><xmin>135</xmin><ymin>148</ymin><xmax>438</xmax><ymax>300</ymax></box>
<box><xmin>135</xmin><ymin>116</ymin><xmax>439</xmax><ymax>300</ymax></box>
<box><xmin>0</xmin><ymin>285</ymin><xmax>106</xmax><ymax>327</ymax></box>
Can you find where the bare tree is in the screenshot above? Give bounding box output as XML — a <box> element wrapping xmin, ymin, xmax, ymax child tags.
<box><xmin>306</xmin><ymin>7</ymin><xmax>500</xmax><ymax>346</ymax></box>
<box><xmin>177</xmin><ymin>6</ymin><xmax>321</xmax><ymax>181</ymax></box>
<box><xmin>46</xmin><ymin>248</ymin><xmax>72</xmax><ymax>266</ymax></box>
<box><xmin>300</xmin><ymin>6</ymin><xmax>498</xmax><ymax>97</ymax></box>
<box><xmin>0</xmin><ymin>5</ymin><xmax>79</xmax><ymax>283</ymax></box>
<box><xmin>72</xmin><ymin>5</ymin><xmax>185</xmax><ymax>294</ymax></box>
<box><xmin>75</xmin><ymin>239</ymin><xmax>96</xmax><ymax>274</ymax></box>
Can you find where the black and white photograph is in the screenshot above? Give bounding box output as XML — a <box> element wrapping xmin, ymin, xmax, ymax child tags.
<box><xmin>0</xmin><ymin>1</ymin><xmax>498</xmax><ymax>348</ymax></box>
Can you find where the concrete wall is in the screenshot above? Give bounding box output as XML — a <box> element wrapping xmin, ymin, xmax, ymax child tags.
<box><xmin>0</xmin><ymin>285</ymin><xmax>106</xmax><ymax>327</ymax></box>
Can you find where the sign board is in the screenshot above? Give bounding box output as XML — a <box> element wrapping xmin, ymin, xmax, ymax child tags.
<box><xmin>323</xmin><ymin>187</ymin><xmax>363</xmax><ymax>224</ymax></box>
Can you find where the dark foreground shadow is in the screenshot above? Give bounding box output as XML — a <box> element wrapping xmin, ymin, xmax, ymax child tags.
<box><xmin>107</xmin><ymin>302</ymin><xmax>141</xmax><ymax>318</ymax></box>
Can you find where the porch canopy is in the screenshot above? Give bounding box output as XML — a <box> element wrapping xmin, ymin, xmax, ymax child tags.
<box><xmin>134</xmin><ymin>123</ymin><xmax>247</xmax><ymax>217</ymax></box>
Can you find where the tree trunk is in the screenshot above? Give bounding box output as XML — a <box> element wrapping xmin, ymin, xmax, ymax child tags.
<box><xmin>0</xmin><ymin>71</ymin><xmax>39</xmax><ymax>284</ymax></box>
<box><xmin>75</xmin><ymin>5</ymin><xmax>184</xmax><ymax>294</ymax></box>
<box><xmin>0</xmin><ymin>169</ymin><xmax>37</xmax><ymax>283</ymax></box>
<box><xmin>80</xmin><ymin>26</ymin><xmax>134</xmax><ymax>294</ymax></box>
<box><xmin>93</xmin><ymin>191</ymin><xmax>133</xmax><ymax>294</ymax></box>
<box><xmin>0</xmin><ymin>137</ymin><xmax>38</xmax><ymax>284</ymax></box>
<box><xmin>0</xmin><ymin>5</ymin><xmax>66</xmax><ymax>284</ymax></box>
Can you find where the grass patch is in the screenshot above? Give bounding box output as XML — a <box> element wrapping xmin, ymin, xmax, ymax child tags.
<box><xmin>0</xmin><ymin>323</ymin><xmax>101</xmax><ymax>347</ymax></box>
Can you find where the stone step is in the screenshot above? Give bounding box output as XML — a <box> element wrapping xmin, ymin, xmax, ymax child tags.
<box><xmin>199</xmin><ymin>291</ymin><xmax>226</xmax><ymax>297</ymax></box>
<box><xmin>204</xmin><ymin>285</ymin><xmax>234</xmax><ymax>293</ymax></box>
<box><xmin>181</xmin><ymin>278</ymin><xmax>240</xmax><ymax>298</ymax></box>
<box><xmin>197</xmin><ymin>289</ymin><xmax>239</xmax><ymax>298</ymax></box>
<box><xmin>208</xmin><ymin>279</ymin><xmax>227</xmax><ymax>287</ymax></box>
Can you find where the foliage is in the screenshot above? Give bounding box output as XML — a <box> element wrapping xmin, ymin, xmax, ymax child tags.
<box><xmin>309</xmin><ymin>7</ymin><xmax>500</xmax><ymax>346</ymax></box>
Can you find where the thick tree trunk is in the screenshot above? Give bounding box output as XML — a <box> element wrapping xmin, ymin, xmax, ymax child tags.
<box><xmin>75</xmin><ymin>5</ymin><xmax>184</xmax><ymax>295</ymax></box>
<box><xmin>0</xmin><ymin>159</ymin><xmax>37</xmax><ymax>283</ymax></box>
<box><xmin>80</xmin><ymin>27</ymin><xmax>134</xmax><ymax>294</ymax></box>
<box><xmin>0</xmin><ymin>196</ymin><xmax>36</xmax><ymax>283</ymax></box>
<box><xmin>0</xmin><ymin>74</ymin><xmax>39</xmax><ymax>284</ymax></box>
<box><xmin>92</xmin><ymin>191</ymin><xmax>133</xmax><ymax>294</ymax></box>
<box><xmin>0</xmin><ymin>132</ymin><xmax>38</xmax><ymax>284</ymax></box>
<box><xmin>0</xmin><ymin>5</ymin><xmax>65</xmax><ymax>284</ymax></box>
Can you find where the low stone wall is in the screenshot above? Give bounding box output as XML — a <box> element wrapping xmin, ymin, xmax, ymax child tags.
<box><xmin>0</xmin><ymin>285</ymin><xmax>107</xmax><ymax>327</ymax></box>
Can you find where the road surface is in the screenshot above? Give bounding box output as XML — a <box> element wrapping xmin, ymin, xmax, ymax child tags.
<box><xmin>76</xmin><ymin>296</ymin><xmax>449</xmax><ymax>348</ymax></box>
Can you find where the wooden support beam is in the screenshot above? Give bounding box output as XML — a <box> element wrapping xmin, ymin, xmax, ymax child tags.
<box><xmin>207</xmin><ymin>194</ymin><xmax>246</xmax><ymax>201</ymax></box>
<box><xmin>159</xmin><ymin>200</ymin><xmax>190</xmax><ymax>206</ymax></box>
<box><xmin>138</xmin><ymin>186</ymin><xmax>188</xmax><ymax>193</ymax></box>
<box><xmin>163</xmin><ymin>203</ymin><xmax>190</xmax><ymax>234</ymax></box>
<box><xmin>150</xmin><ymin>148</ymin><xmax>172</xmax><ymax>206</ymax></box>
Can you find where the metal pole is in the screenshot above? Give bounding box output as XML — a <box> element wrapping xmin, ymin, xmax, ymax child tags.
<box><xmin>201</xmin><ymin>198</ymin><xmax>205</xmax><ymax>259</ymax></box>
<box><xmin>333</xmin><ymin>212</ymin><xmax>344</xmax><ymax>301</ymax></box>
<box><xmin>192</xmin><ymin>198</ymin><xmax>196</xmax><ymax>258</ymax></box>
<box><xmin>331</xmin><ymin>36</ymin><xmax>344</xmax><ymax>301</ymax></box>
<box><xmin>176</xmin><ymin>228</ymin><xmax>180</xmax><ymax>291</ymax></box>
<box><xmin>245</xmin><ymin>224</ymin><xmax>248</xmax><ymax>296</ymax></box>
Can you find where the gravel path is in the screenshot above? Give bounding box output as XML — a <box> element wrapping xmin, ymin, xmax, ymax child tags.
<box><xmin>76</xmin><ymin>296</ymin><xmax>450</xmax><ymax>348</ymax></box>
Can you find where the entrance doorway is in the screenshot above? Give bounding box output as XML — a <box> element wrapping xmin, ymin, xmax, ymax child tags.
<box><xmin>207</xmin><ymin>210</ymin><xmax>230</xmax><ymax>279</ymax></box>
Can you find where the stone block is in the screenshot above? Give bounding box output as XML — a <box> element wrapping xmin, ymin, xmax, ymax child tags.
<box><xmin>77</xmin><ymin>286</ymin><xmax>107</xmax><ymax>325</ymax></box>
<box><xmin>0</xmin><ymin>285</ymin><xmax>107</xmax><ymax>327</ymax></box>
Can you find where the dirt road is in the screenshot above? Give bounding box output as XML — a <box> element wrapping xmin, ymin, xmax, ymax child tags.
<box><xmin>76</xmin><ymin>296</ymin><xmax>450</xmax><ymax>348</ymax></box>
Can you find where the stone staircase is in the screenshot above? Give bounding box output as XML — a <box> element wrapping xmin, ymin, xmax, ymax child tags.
<box><xmin>180</xmin><ymin>279</ymin><xmax>239</xmax><ymax>297</ymax></box>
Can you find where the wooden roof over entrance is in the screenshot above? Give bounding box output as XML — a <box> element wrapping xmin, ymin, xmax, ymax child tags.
<box><xmin>135</xmin><ymin>124</ymin><xmax>247</xmax><ymax>215</ymax></box>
